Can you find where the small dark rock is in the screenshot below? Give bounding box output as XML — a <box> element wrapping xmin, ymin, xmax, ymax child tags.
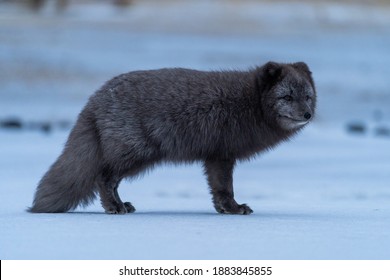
<box><xmin>346</xmin><ymin>122</ymin><xmax>366</xmax><ymax>134</ymax></box>
<box><xmin>0</xmin><ymin>118</ymin><xmax>23</xmax><ymax>130</ymax></box>
<box><xmin>374</xmin><ymin>126</ymin><xmax>390</xmax><ymax>137</ymax></box>
<box><xmin>40</xmin><ymin>122</ymin><xmax>52</xmax><ymax>134</ymax></box>
<box><xmin>26</xmin><ymin>121</ymin><xmax>52</xmax><ymax>134</ymax></box>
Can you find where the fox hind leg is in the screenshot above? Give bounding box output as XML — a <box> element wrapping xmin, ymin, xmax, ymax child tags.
<box><xmin>97</xmin><ymin>159</ymin><xmax>155</xmax><ymax>214</ymax></box>
<box><xmin>114</xmin><ymin>185</ymin><xmax>135</xmax><ymax>213</ymax></box>
<box><xmin>98</xmin><ymin>174</ymin><xmax>135</xmax><ymax>214</ymax></box>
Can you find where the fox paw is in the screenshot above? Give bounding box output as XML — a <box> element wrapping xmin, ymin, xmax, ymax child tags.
<box><xmin>216</xmin><ymin>203</ymin><xmax>253</xmax><ymax>215</ymax></box>
<box><xmin>236</xmin><ymin>204</ymin><xmax>253</xmax><ymax>215</ymax></box>
<box><xmin>123</xmin><ymin>202</ymin><xmax>136</xmax><ymax>213</ymax></box>
<box><xmin>104</xmin><ymin>203</ymin><xmax>133</xmax><ymax>214</ymax></box>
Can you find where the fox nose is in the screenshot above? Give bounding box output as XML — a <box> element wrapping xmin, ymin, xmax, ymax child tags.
<box><xmin>304</xmin><ymin>112</ymin><xmax>312</xmax><ymax>120</ymax></box>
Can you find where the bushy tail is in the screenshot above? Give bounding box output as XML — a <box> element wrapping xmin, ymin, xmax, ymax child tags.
<box><xmin>29</xmin><ymin>113</ymin><xmax>101</xmax><ymax>213</ymax></box>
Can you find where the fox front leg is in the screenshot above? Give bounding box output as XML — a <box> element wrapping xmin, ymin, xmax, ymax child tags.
<box><xmin>203</xmin><ymin>159</ymin><xmax>253</xmax><ymax>215</ymax></box>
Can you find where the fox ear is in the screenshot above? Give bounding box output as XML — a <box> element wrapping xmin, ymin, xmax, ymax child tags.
<box><xmin>293</xmin><ymin>62</ymin><xmax>312</xmax><ymax>76</ymax></box>
<box><xmin>263</xmin><ymin>61</ymin><xmax>282</xmax><ymax>79</ymax></box>
<box><xmin>257</xmin><ymin>61</ymin><xmax>283</xmax><ymax>92</ymax></box>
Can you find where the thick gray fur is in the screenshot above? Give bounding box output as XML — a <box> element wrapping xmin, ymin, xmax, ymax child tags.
<box><xmin>29</xmin><ymin>61</ymin><xmax>316</xmax><ymax>215</ymax></box>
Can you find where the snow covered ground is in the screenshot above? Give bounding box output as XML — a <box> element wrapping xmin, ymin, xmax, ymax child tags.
<box><xmin>0</xmin><ymin>1</ymin><xmax>390</xmax><ymax>259</ymax></box>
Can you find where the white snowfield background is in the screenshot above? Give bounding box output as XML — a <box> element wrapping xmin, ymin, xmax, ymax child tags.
<box><xmin>0</xmin><ymin>0</ymin><xmax>390</xmax><ymax>260</ymax></box>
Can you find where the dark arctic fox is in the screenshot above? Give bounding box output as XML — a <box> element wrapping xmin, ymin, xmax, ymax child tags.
<box><xmin>29</xmin><ymin>61</ymin><xmax>316</xmax><ymax>215</ymax></box>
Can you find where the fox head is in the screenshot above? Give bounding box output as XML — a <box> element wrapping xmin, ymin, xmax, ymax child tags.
<box><xmin>258</xmin><ymin>61</ymin><xmax>317</xmax><ymax>131</ymax></box>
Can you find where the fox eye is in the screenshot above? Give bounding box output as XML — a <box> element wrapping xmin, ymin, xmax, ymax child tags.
<box><xmin>283</xmin><ymin>95</ymin><xmax>293</xmax><ymax>102</ymax></box>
